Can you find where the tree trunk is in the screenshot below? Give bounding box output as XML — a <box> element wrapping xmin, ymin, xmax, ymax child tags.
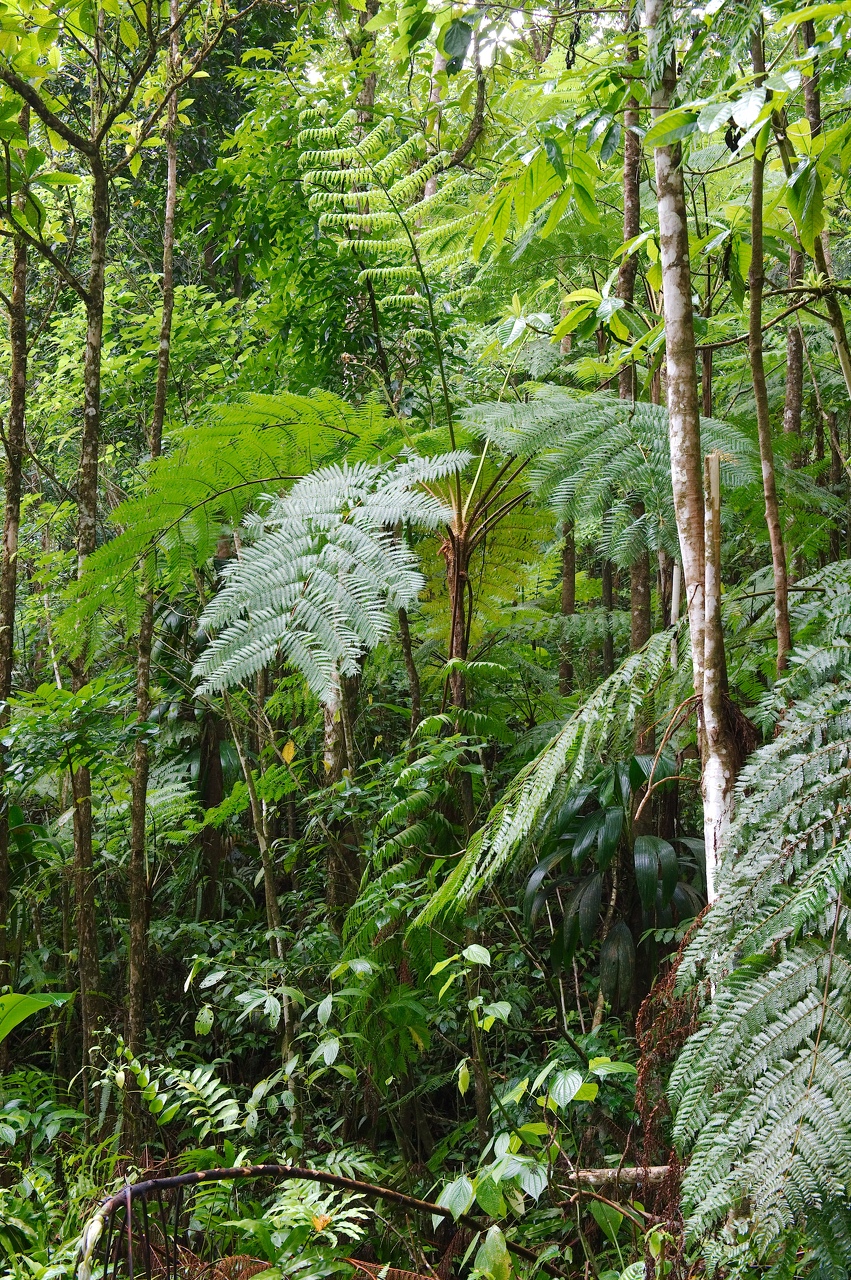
<box><xmin>398</xmin><ymin>606</ymin><xmax>421</xmax><ymax>730</ymax></box>
<box><xmin>0</xmin><ymin>140</ymin><xmax>28</xmax><ymax>990</ymax></box>
<box><xmin>442</xmin><ymin>529</ymin><xmax>475</xmax><ymax>828</ymax></box>
<box><xmin>127</xmin><ymin>9</ymin><xmax>178</xmax><ymax>1065</ymax></box>
<box><xmin>73</xmin><ymin>153</ymin><xmax>110</xmax><ymax>1088</ymax></box>
<box><xmin>783</xmin><ymin>254</ymin><xmax>804</xmax><ymax>458</ymax></box>
<box><xmin>601</xmin><ymin>557</ymin><xmax>614</xmax><ymax>677</ymax></box>
<box><xmin>630</xmin><ymin>505</ymin><xmax>651</xmax><ymax>652</ymax></box>
<box><xmin>324</xmin><ymin>669</ymin><xmax>362</xmax><ymax>918</ymax></box>
<box><xmin>616</xmin><ymin>55</ymin><xmax>651</xmax><ymax>661</ymax></box>
<box><xmin>748</xmin><ymin>42</ymin><xmax>791</xmax><ymax>673</ymax></box>
<box><xmin>702</xmin><ymin>454</ymin><xmax>736</xmax><ymax>901</ymax></box>
<box><xmin>559</xmin><ymin>522</ymin><xmax>575</xmax><ymax>695</ymax></box>
<box><xmin>224</xmin><ymin>691</ymin><xmax>283</xmax><ymax>957</ymax></box>
<box><xmin>646</xmin><ymin>0</ymin><xmax>737</xmax><ymax>897</ymax></box>
<box><xmin>199</xmin><ymin>712</ymin><xmax>226</xmax><ymax>917</ymax></box>
<box><xmin>646</xmin><ymin>0</ymin><xmax>705</xmax><ymax>696</ymax></box>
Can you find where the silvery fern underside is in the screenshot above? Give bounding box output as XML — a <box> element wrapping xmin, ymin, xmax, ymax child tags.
<box><xmin>670</xmin><ymin>588</ymin><xmax>851</xmax><ymax>1276</ymax></box>
<box><xmin>193</xmin><ymin>454</ymin><xmax>467</xmax><ymax>703</ymax></box>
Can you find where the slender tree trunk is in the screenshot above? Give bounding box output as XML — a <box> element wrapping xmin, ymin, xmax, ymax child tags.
<box><xmin>748</xmin><ymin>38</ymin><xmax>791</xmax><ymax>672</ymax></box>
<box><xmin>323</xmin><ymin>668</ymin><xmax>361</xmax><ymax>918</ymax></box>
<box><xmin>559</xmin><ymin>522</ymin><xmax>575</xmax><ymax>695</ymax></box>
<box><xmin>442</xmin><ymin>529</ymin><xmax>475</xmax><ymax>828</ymax></box>
<box><xmin>616</xmin><ymin>44</ymin><xmax>651</xmax><ymax>660</ymax></box>
<box><xmin>0</xmin><ymin>129</ymin><xmax>28</xmax><ymax>990</ymax></box>
<box><xmin>224</xmin><ymin>691</ymin><xmax>283</xmax><ymax>957</ymax></box>
<box><xmin>72</xmin><ymin>153</ymin><xmax>110</xmax><ymax>1087</ymax></box>
<box><xmin>646</xmin><ymin>0</ymin><xmax>737</xmax><ymax>896</ymax></box>
<box><xmin>398</xmin><ymin>606</ymin><xmax>421</xmax><ymax>730</ymax></box>
<box><xmin>630</xmin><ymin>505</ymin><xmax>651</xmax><ymax>651</ymax></box>
<box><xmin>701</xmin><ymin>453</ymin><xmax>735</xmax><ymax>901</ymax></box>
<box><xmin>127</xmin><ymin>9</ymin><xmax>178</xmax><ymax>1065</ymax></box>
<box><xmin>646</xmin><ymin>1</ymin><xmax>705</xmax><ymax>696</ymax></box>
<box><xmin>601</xmin><ymin>557</ymin><xmax>614</xmax><ymax>676</ymax></box>
<box><xmin>783</xmin><ymin>257</ymin><xmax>804</xmax><ymax>457</ymax></box>
<box><xmin>199</xmin><ymin>713</ymin><xmax>226</xmax><ymax>916</ymax></box>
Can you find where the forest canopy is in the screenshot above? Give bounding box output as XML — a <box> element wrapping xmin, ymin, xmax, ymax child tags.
<box><xmin>2</xmin><ymin>0</ymin><xmax>851</xmax><ymax>1278</ymax></box>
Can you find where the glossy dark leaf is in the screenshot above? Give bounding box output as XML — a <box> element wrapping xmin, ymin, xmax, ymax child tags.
<box><xmin>599</xmin><ymin>921</ymin><xmax>634</xmax><ymax>1007</ymax></box>
<box><xmin>633</xmin><ymin>834</ymin><xmax>658</xmax><ymax>912</ymax></box>
<box><xmin>597</xmin><ymin>805</ymin><xmax>624</xmax><ymax>868</ymax></box>
<box><xmin>544</xmin><ymin>137</ymin><xmax>567</xmax><ymax>182</ymax></box>
<box><xmin>524</xmin><ymin>846</ymin><xmax>567</xmax><ymax>926</ymax></box>
<box><xmin>572</xmin><ymin>811</ymin><xmax>603</xmax><ymax>866</ymax></box>
<box><xmin>577</xmin><ymin>872</ymin><xmax>603</xmax><ymax>946</ymax></box>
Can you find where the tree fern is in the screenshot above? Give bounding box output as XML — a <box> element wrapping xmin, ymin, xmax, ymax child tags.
<box><xmin>62</xmin><ymin>390</ymin><xmax>395</xmax><ymax>648</ymax></box>
<box><xmin>415</xmin><ymin>628</ymin><xmax>678</xmax><ymax>923</ymax></box>
<box><xmin>464</xmin><ymin>388</ymin><xmax>762</xmax><ymax>564</ymax></box>
<box><xmin>670</xmin><ymin>648</ymin><xmax>851</xmax><ymax>1272</ymax></box>
<box><xmin>193</xmin><ymin>452</ymin><xmax>468</xmax><ymax>702</ymax></box>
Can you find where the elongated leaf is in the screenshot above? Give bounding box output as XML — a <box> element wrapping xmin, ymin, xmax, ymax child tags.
<box><xmin>0</xmin><ymin>992</ymin><xmax>73</xmax><ymax>1044</ymax></box>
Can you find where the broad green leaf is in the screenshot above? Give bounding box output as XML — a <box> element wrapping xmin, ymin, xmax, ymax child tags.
<box><xmin>589</xmin><ymin>1199</ymin><xmax>623</xmax><ymax>1243</ymax></box>
<box><xmin>194</xmin><ymin>1005</ymin><xmax>214</xmax><ymax>1036</ymax></box>
<box><xmin>644</xmin><ymin>110</ymin><xmax>698</xmax><ymax>149</ymax></box>
<box><xmin>475</xmin><ymin>1176</ymin><xmax>507</xmax><ymax>1219</ymax></box>
<box><xmin>0</xmin><ymin>992</ymin><xmax>72</xmax><ymax>1044</ymax></box>
<box><xmin>437</xmin><ymin>1174</ymin><xmax>475</xmax><ymax>1221</ymax></box>
<box><xmin>462</xmin><ymin>943</ymin><xmax>491</xmax><ymax>965</ymax></box>
<box><xmin>550</xmin><ymin>1068</ymin><xmax>583</xmax><ymax>1107</ymax></box>
<box><xmin>697</xmin><ymin>102</ymin><xmax>732</xmax><ymax>134</ymax></box>
<box><xmin>732</xmin><ymin>87</ymin><xmax>766</xmax><ymax>129</ymax></box>
<box><xmin>474</xmin><ymin>1225</ymin><xmax>511</xmax><ymax>1280</ymax></box>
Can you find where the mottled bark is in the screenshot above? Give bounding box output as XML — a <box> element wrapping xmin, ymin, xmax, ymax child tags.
<box><xmin>647</xmin><ymin>0</ymin><xmax>737</xmax><ymax>896</ymax></box>
<box><xmin>702</xmin><ymin>454</ymin><xmax>735</xmax><ymax>901</ymax></box>
<box><xmin>646</xmin><ymin>0</ymin><xmax>705</xmax><ymax>695</ymax></box>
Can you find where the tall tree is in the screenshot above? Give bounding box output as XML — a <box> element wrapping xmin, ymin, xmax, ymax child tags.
<box><xmin>646</xmin><ymin>0</ymin><xmax>737</xmax><ymax>897</ymax></box>
<box><xmin>748</xmin><ymin>32</ymin><xmax>791</xmax><ymax>671</ymax></box>
<box><xmin>0</xmin><ymin>104</ymin><xmax>29</xmax><ymax>991</ymax></box>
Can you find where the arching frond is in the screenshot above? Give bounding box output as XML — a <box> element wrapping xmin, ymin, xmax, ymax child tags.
<box><xmin>193</xmin><ymin>453</ymin><xmax>468</xmax><ymax>702</ymax></box>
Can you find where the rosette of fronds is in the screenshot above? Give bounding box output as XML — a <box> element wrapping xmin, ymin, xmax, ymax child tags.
<box><xmin>463</xmin><ymin>388</ymin><xmax>760</xmax><ymax>564</ymax></box>
<box><xmin>670</xmin><ymin>669</ymin><xmax>851</xmax><ymax>1275</ymax></box>
<box><xmin>193</xmin><ymin>453</ymin><xmax>468</xmax><ymax>703</ymax></box>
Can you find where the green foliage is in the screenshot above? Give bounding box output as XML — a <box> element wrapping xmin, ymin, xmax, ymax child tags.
<box><xmin>671</xmin><ymin>668</ymin><xmax>851</xmax><ymax>1272</ymax></box>
<box><xmin>193</xmin><ymin>452</ymin><xmax>467</xmax><ymax>700</ymax></box>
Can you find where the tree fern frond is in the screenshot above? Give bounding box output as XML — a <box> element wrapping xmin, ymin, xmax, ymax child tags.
<box><xmin>193</xmin><ymin>454</ymin><xmax>467</xmax><ymax>703</ymax></box>
<box><xmin>413</xmin><ymin>629</ymin><xmax>676</xmax><ymax>924</ymax></box>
